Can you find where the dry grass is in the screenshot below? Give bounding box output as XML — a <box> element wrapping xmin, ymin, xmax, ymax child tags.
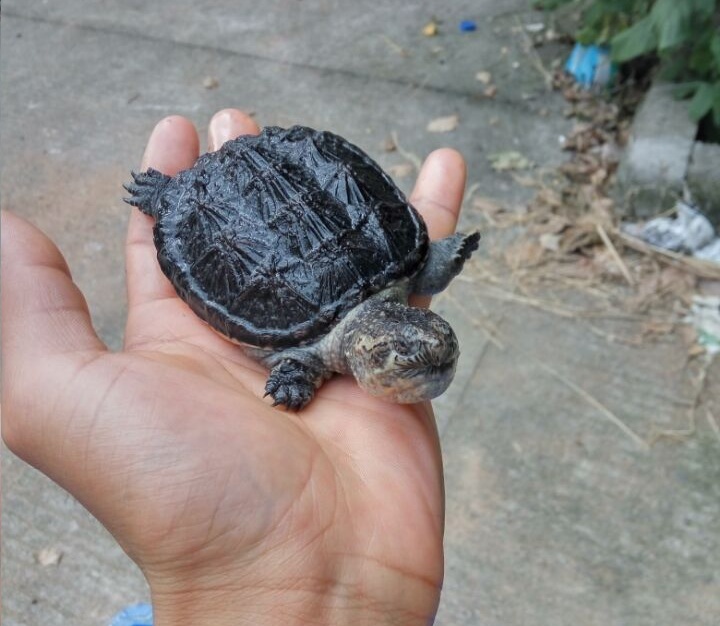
<box><xmin>456</xmin><ymin>69</ymin><xmax>720</xmax><ymax>447</ymax></box>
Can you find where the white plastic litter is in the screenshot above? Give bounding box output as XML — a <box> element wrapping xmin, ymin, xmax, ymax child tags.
<box><xmin>694</xmin><ymin>238</ymin><xmax>720</xmax><ymax>263</ymax></box>
<box><xmin>685</xmin><ymin>296</ymin><xmax>720</xmax><ymax>355</ymax></box>
<box><xmin>622</xmin><ymin>200</ymin><xmax>719</xmax><ymax>262</ymax></box>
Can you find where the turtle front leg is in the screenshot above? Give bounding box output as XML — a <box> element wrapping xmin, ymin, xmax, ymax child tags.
<box><xmin>264</xmin><ymin>350</ymin><xmax>329</xmax><ymax>410</ymax></box>
<box><xmin>411</xmin><ymin>232</ymin><xmax>480</xmax><ymax>296</ymax></box>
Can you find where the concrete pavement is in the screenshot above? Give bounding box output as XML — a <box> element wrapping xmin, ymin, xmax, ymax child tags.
<box><xmin>2</xmin><ymin>1</ymin><xmax>718</xmax><ymax>625</ymax></box>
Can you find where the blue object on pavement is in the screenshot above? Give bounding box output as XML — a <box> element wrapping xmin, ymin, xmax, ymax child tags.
<box><xmin>565</xmin><ymin>43</ymin><xmax>617</xmax><ymax>88</ymax></box>
<box><xmin>458</xmin><ymin>20</ymin><xmax>477</xmax><ymax>32</ymax></box>
<box><xmin>109</xmin><ymin>603</ymin><xmax>153</xmax><ymax>626</ymax></box>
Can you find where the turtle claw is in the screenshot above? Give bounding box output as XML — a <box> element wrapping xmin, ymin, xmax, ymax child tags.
<box><xmin>122</xmin><ymin>168</ymin><xmax>171</xmax><ymax>218</ymax></box>
<box><xmin>265</xmin><ymin>359</ymin><xmax>318</xmax><ymax>411</ymax></box>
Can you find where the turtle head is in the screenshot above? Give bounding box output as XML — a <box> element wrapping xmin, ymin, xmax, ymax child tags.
<box><xmin>344</xmin><ymin>301</ymin><xmax>459</xmax><ymax>403</ymax></box>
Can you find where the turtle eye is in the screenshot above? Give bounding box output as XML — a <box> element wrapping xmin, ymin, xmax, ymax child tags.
<box><xmin>394</xmin><ymin>338</ymin><xmax>413</xmax><ymax>357</ymax></box>
<box><xmin>370</xmin><ymin>342</ymin><xmax>391</xmax><ymax>367</ymax></box>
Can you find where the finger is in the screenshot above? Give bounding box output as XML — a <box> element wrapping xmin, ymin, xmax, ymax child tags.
<box><xmin>1</xmin><ymin>210</ymin><xmax>108</xmax><ymax>362</ymax></box>
<box><xmin>409</xmin><ymin>148</ymin><xmax>466</xmax><ymax>241</ymax></box>
<box><xmin>207</xmin><ymin>108</ymin><xmax>261</xmax><ymax>151</ymax></box>
<box><xmin>1</xmin><ymin>210</ymin><xmax>108</xmax><ymax>451</ymax></box>
<box><xmin>125</xmin><ymin>116</ymin><xmax>200</xmax><ymax>312</ymax></box>
<box><xmin>408</xmin><ymin>149</ymin><xmax>466</xmax><ymax>307</ymax></box>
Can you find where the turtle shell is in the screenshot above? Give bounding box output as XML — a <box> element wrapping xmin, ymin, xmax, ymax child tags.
<box><xmin>152</xmin><ymin>125</ymin><xmax>429</xmax><ymax>348</ymax></box>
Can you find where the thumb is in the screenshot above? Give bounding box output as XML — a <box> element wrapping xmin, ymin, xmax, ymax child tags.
<box><xmin>1</xmin><ymin>210</ymin><xmax>108</xmax><ymax>450</ymax></box>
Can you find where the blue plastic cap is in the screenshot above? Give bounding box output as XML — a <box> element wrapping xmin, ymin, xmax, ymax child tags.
<box><xmin>109</xmin><ymin>603</ymin><xmax>153</xmax><ymax>626</ymax></box>
<box><xmin>458</xmin><ymin>20</ymin><xmax>477</xmax><ymax>32</ymax></box>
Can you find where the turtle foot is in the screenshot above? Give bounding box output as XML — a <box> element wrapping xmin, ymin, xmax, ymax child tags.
<box><xmin>265</xmin><ymin>359</ymin><xmax>319</xmax><ymax>410</ymax></box>
<box><xmin>123</xmin><ymin>168</ymin><xmax>171</xmax><ymax>218</ymax></box>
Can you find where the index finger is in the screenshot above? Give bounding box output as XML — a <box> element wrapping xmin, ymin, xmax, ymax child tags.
<box><xmin>408</xmin><ymin>148</ymin><xmax>467</xmax><ymax>307</ymax></box>
<box><xmin>125</xmin><ymin>116</ymin><xmax>200</xmax><ymax>312</ymax></box>
<box><xmin>409</xmin><ymin>148</ymin><xmax>466</xmax><ymax>241</ymax></box>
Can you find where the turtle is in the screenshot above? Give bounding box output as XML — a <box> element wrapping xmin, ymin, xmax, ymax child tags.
<box><xmin>124</xmin><ymin>125</ymin><xmax>479</xmax><ymax>410</ymax></box>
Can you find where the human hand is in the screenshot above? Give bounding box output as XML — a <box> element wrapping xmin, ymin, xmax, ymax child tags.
<box><xmin>1</xmin><ymin>109</ymin><xmax>467</xmax><ymax>626</ymax></box>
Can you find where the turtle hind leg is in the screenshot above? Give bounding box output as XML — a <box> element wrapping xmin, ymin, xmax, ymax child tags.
<box><xmin>411</xmin><ymin>232</ymin><xmax>481</xmax><ymax>296</ymax></box>
<box><xmin>264</xmin><ymin>351</ymin><xmax>329</xmax><ymax>411</ymax></box>
<box><xmin>123</xmin><ymin>168</ymin><xmax>171</xmax><ymax>219</ymax></box>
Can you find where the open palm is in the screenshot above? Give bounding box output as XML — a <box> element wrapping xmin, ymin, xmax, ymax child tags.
<box><xmin>2</xmin><ymin>110</ymin><xmax>467</xmax><ymax>626</ymax></box>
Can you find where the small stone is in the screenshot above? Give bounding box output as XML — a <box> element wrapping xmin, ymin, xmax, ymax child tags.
<box><xmin>422</xmin><ymin>21</ymin><xmax>438</xmax><ymax>37</ymax></box>
<box><xmin>203</xmin><ymin>76</ymin><xmax>220</xmax><ymax>89</ymax></box>
<box><xmin>35</xmin><ymin>547</ymin><xmax>63</xmax><ymax>567</ymax></box>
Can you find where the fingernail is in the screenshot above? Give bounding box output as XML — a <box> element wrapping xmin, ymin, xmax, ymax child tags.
<box><xmin>141</xmin><ymin>116</ymin><xmax>177</xmax><ymax>169</ymax></box>
<box><xmin>208</xmin><ymin>110</ymin><xmax>235</xmax><ymax>151</ymax></box>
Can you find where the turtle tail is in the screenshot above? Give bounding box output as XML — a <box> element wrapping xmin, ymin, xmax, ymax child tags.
<box><xmin>123</xmin><ymin>168</ymin><xmax>171</xmax><ymax>219</ymax></box>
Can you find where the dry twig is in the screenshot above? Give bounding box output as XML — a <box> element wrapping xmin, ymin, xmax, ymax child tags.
<box><xmin>707</xmin><ymin>409</ymin><xmax>720</xmax><ymax>443</ymax></box>
<box><xmin>648</xmin><ymin>356</ymin><xmax>714</xmax><ymax>445</ymax></box>
<box><xmin>615</xmin><ymin>230</ymin><xmax>720</xmax><ymax>280</ymax></box>
<box><xmin>537</xmin><ymin>361</ymin><xmax>649</xmax><ymax>451</ymax></box>
<box><xmin>596</xmin><ymin>224</ymin><xmax>635</xmax><ymax>286</ymax></box>
<box><xmin>514</xmin><ymin>16</ymin><xmax>554</xmax><ymax>89</ymax></box>
<box><xmin>390</xmin><ymin>131</ymin><xmax>423</xmax><ymax>171</ymax></box>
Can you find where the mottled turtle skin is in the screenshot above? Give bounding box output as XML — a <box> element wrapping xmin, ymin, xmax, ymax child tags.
<box><xmin>124</xmin><ymin>125</ymin><xmax>479</xmax><ymax>409</ymax></box>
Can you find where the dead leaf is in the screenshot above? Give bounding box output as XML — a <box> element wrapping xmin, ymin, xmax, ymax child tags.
<box><xmin>427</xmin><ymin>114</ymin><xmax>459</xmax><ymax>133</ymax></box>
<box><xmin>640</xmin><ymin>320</ymin><xmax>675</xmax><ymax>336</ymax></box>
<box><xmin>422</xmin><ymin>21</ymin><xmax>438</xmax><ymax>37</ymax></box>
<box><xmin>678</xmin><ymin>324</ymin><xmax>698</xmax><ymax>346</ymax></box>
<box><xmin>36</xmin><ymin>547</ymin><xmax>63</xmax><ymax>567</ymax></box>
<box><xmin>489</xmin><ymin>151</ymin><xmax>532</xmax><ymax>171</ymax></box>
<box><xmin>511</xmin><ymin>174</ymin><xmax>537</xmax><ymax>187</ymax></box>
<box><xmin>472</xmin><ymin>196</ymin><xmax>505</xmax><ymax>217</ymax></box>
<box><xmin>504</xmin><ymin>241</ymin><xmax>545</xmax><ymax>268</ymax></box>
<box><xmin>591</xmin><ymin>247</ymin><xmax>625</xmax><ymax>278</ymax></box>
<box><xmin>659</xmin><ymin>266</ymin><xmax>697</xmax><ymax>302</ymax></box>
<box><xmin>534</xmin><ymin>214</ymin><xmax>570</xmax><ymax>235</ymax></box>
<box><xmin>475</xmin><ymin>71</ymin><xmax>492</xmax><ymax>84</ymax></box>
<box><xmin>535</xmin><ymin>187</ymin><xmax>564</xmax><ymax>210</ymax></box>
<box><xmin>483</xmin><ymin>85</ymin><xmax>498</xmax><ymax>98</ymax></box>
<box><xmin>590</xmin><ymin>167</ymin><xmax>608</xmax><ymax>187</ymax></box>
<box><xmin>590</xmin><ymin>196</ymin><xmax>614</xmax><ymax>217</ymax></box>
<box><xmin>382</xmin><ymin>136</ymin><xmax>397</xmax><ymax>152</ymax></box>
<box><xmin>560</xmin><ymin>223</ymin><xmax>599</xmax><ymax>254</ymax></box>
<box><xmin>388</xmin><ymin>163</ymin><xmax>415</xmax><ymax>178</ymax></box>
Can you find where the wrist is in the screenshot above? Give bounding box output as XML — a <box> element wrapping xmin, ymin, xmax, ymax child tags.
<box><xmin>148</xmin><ymin>566</ymin><xmax>439</xmax><ymax>626</ymax></box>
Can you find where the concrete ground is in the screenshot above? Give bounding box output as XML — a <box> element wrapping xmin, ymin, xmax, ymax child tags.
<box><xmin>2</xmin><ymin>1</ymin><xmax>719</xmax><ymax>625</ymax></box>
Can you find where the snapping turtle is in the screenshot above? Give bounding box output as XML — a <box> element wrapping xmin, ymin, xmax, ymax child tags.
<box><xmin>124</xmin><ymin>125</ymin><xmax>479</xmax><ymax>409</ymax></box>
